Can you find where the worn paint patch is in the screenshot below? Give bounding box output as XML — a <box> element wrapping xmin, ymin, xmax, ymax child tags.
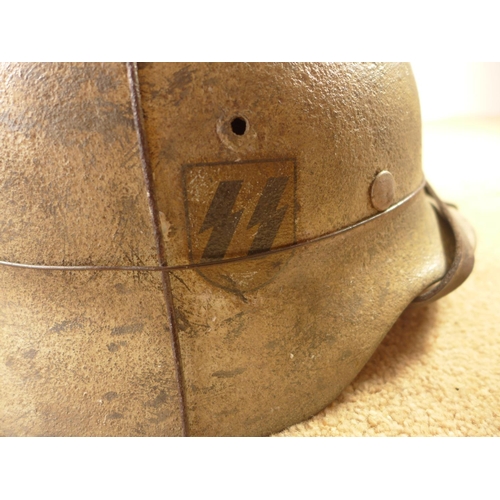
<box><xmin>49</xmin><ymin>319</ymin><xmax>82</xmax><ymax>333</ymax></box>
<box><xmin>22</xmin><ymin>349</ymin><xmax>38</xmax><ymax>359</ymax></box>
<box><xmin>146</xmin><ymin>390</ymin><xmax>168</xmax><ymax>408</ymax></box>
<box><xmin>107</xmin><ymin>341</ymin><xmax>127</xmax><ymax>352</ymax></box>
<box><xmin>103</xmin><ymin>391</ymin><xmax>118</xmax><ymax>401</ymax></box>
<box><xmin>159</xmin><ymin>211</ymin><xmax>174</xmax><ymax>243</ymax></box>
<box><xmin>212</xmin><ymin>367</ymin><xmax>247</xmax><ymax>378</ymax></box>
<box><xmin>107</xmin><ymin>412</ymin><xmax>123</xmax><ymax>420</ymax></box>
<box><xmin>111</xmin><ymin>323</ymin><xmax>144</xmax><ymax>336</ymax></box>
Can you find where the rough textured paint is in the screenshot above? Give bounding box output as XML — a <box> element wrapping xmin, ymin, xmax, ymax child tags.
<box><xmin>0</xmin><ymin>63</ymin><xmax>459</xmax><ymax>436</ymax></box>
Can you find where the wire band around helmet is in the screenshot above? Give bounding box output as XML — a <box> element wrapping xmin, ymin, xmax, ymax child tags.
<box><xmin>0</xmin><ymin>179</ymin><xmax>426</xmax><ymax>273</ymax></box>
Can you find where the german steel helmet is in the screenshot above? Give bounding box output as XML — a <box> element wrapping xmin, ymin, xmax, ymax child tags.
<box><xmin>0</xmin><ymin>63</ymin><xmax>475</xmax><ymax>436</ymax></box>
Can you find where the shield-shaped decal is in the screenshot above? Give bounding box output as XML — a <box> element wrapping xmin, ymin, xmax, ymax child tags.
<box><xmin>182</xmin><ymin>159</ymin><xmax>296</xmax><ymax>293</ymax></box>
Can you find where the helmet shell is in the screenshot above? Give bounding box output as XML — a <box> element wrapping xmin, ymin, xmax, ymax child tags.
<box><xmin>0</xmin><ymin>63</ymin><xmax>450</xmax><ymax>436</ymax></box>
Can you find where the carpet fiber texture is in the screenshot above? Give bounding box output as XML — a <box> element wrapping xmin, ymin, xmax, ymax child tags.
<box><xmin>277</xmin><ymin>117</ymin><xmax>500</xmax><ymax>437</ymax></box>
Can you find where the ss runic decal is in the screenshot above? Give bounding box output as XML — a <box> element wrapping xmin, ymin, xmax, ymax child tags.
<box><xmin>199</xmin><ymin>180</ymin><xmax>244</xmax><ymax>261</ymax></box>
<box><xmin>199</xmin><ymin>177</ymin><xmax>290</xmax><ymax>260</ymax></box>
<box><xmin>247</xmin><ymin>176</ymin><xmax>289</xmax><ymax>255</ymax></box>
<box><xmin>183</xmin><ymin>159</ymin><xmax>296</xmax><ymax>293</ymax></box>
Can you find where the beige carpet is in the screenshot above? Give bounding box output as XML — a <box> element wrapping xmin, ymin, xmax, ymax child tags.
<box><xmin>278</xmin><ymin>117</ymin><xmax>500</xmax><ymax>436</ymax></box>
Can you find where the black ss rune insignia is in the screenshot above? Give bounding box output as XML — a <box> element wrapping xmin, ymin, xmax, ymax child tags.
<box><xmin>182</xmin><ymin>159</ymin><xmax>296</xmax><ymax>293</ymax></box>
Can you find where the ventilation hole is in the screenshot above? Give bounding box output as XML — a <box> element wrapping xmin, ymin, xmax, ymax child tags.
<box><xmin>231</xmin><ymin>117</ymin><xmax>247</xmax><ymax>136</ymax></box>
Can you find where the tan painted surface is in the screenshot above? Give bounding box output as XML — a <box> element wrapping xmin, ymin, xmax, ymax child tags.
<box><xmin>0</xmin><ymin>62</ymin><xmax>158</xmax><ymax>266</ymax></box>
<box><xmin>278</xmin><ymin>118</ymin><xmax>499</xmax><ymax>437</ymax></box>
<box><xmin>0</xmin><ymin>63</ymin><xmax>457</xmax><ymax>436</ymax></box>
<box><xmin>0</xmin><ymin>267</ymin><xmax>183</xmax><ymax>436</ymax></box>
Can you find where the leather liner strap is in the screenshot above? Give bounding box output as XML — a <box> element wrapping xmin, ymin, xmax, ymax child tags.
<box><xmin>412</xmin><ymin>183</ymin><xmax>476</xmax><ymax>304</ymax></box>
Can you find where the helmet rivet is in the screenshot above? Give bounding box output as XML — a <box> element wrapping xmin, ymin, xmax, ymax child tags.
<box><xmin>370</xmin><ymin>171</ymin><xmax>395</xmax><ymax>212</ymax></box>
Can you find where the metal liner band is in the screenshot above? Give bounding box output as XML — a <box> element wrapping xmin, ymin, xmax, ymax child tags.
<box><xmin>0</xmin><ymin>179</ymin><xmax>426</xmax><ymax>272</ymax></box>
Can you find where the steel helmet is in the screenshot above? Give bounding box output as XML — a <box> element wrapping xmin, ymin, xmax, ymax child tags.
<box><xmin>0</xmin><ymin>62</ymin><xmax>474</xmax><ymax>436</ymax></box>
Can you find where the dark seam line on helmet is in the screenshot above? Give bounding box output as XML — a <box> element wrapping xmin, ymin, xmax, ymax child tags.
<box><xmin>0</xmin><ymin>179</ymin><xmax>426</xmax><ymax>273</ymax></box>
<box><xmin>126</xmin><ymin>62</ymin><xmax>189</xmax><ymax>437</ymax></box>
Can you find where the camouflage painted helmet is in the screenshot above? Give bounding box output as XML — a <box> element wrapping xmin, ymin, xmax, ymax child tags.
<box><xmin>0</xmin><ymin>63</ymin><xmax>474</xmax><ymax>436</ymax></box>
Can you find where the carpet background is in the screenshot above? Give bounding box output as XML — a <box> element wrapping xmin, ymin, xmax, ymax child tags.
<box><xmin>278</xmin><ymin>117</ymin><xmax>500</xmax><ymax>437</ymax></box>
